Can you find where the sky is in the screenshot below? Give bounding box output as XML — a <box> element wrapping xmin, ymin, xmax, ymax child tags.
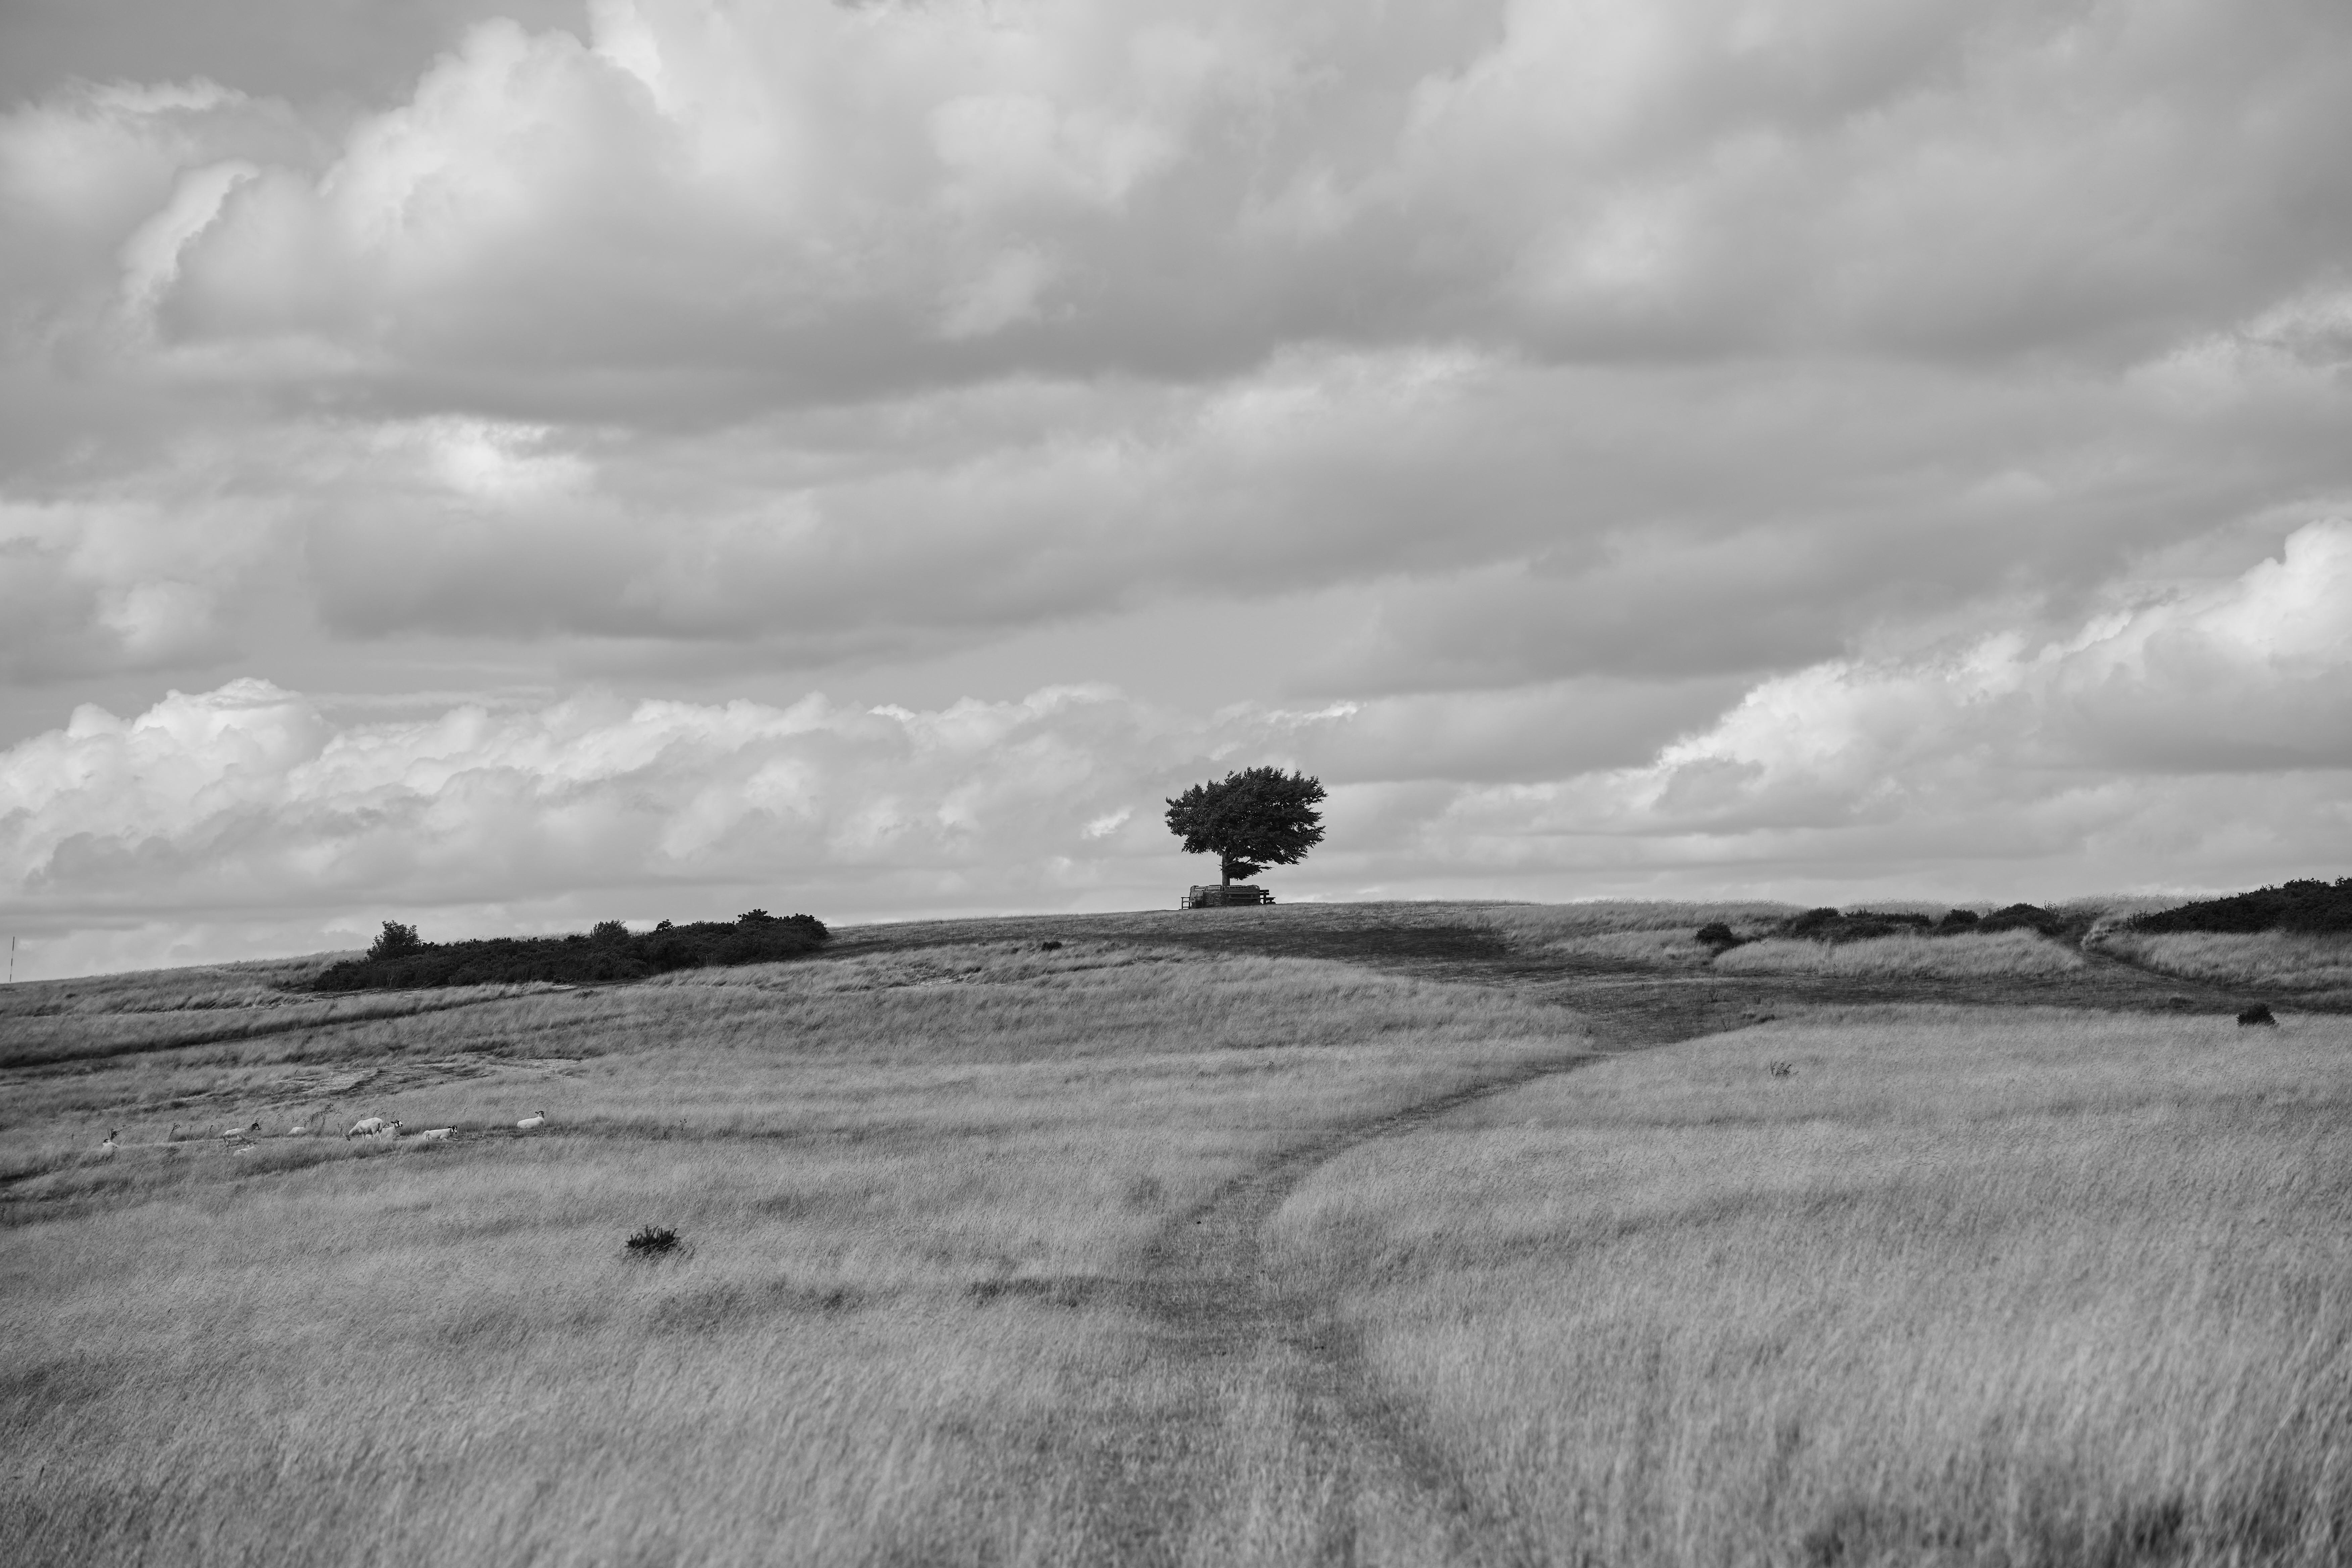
<box><xmin>3</xmin><ymin>0</ymin><xmax>2350</xmax><ymax>979</ymax></box>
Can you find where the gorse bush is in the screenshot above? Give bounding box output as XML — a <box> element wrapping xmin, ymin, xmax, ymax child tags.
<box><xmin>2136</xmin><ymin>879</ymin><xmax>2352</xmax><ymax>935</ymax></box>
<box><xmin>1761</xmin><ymin>903</ymin><xmax>2077</xmax><ymax>946</ymax></box>
<box><xmin>368</xmin><ymin>921</ymin><xmax>423</xmax><ymax>960</ymax></box>
<box><xmin>313</xmin><ymin>911</ymin><xmax>829</xmax><ymax>992</ymax></box>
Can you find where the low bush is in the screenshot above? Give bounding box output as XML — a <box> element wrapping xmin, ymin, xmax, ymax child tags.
<box><xmin>1779</xmin><ymin>908</ymin><xmax>1936</xmax><ymax>944</ymax></box>
<box><xmin>312</xmin><ymin>912</ymin><xmax>829</xmax><ymax>992</ymax></box>
<box><xmin>2135</xmin><ymin>879</ymin><xmax>2352</xmax><ymax>935</ymax></box>
<box><xmin>1978</xmin><ymin>902</ymin><xmax>2065</xmax><ymax>937</ymax></box>
<box><xmin>625</xmin><ymin>1226</ymin><xmax>682</xmax><ymax>1259</ymax></box>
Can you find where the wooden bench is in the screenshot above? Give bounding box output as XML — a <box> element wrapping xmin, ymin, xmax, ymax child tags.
<box><xmin>1182</xmin><ymin>885</ymin><xmax>1273</xmax><ymax>909</ymax></box>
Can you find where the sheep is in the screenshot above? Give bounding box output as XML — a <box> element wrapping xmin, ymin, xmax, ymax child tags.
<box><xmin>97</xmin><ymin>1130</ymin><xmax>119</xmax><ymax>1155</ymax></box>
<box><xmin>516</xmin><ymin>1111</ymin><xmax>547</xmax><ymax>1131</ymax></box>
<box><xmin>1767</xmin><ymin>1061</ymin><xmax>1796</xmax><ymax>1078</ymax></box>
<box><xmin>417</xmin><ymin>1127</ymin><xmax>454</xmax><ymax>1142</ymax></box>
<box><xmin>222</xmin><ymin>1120</ymin><xmax>261</xmax><ymax>1142</ymax></box>
<box><xmin>345</xmin><ymin>1116</ymin><xmax>400</xmax><ymax>1139</ymax></box>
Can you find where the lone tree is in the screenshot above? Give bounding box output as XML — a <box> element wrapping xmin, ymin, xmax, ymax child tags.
<box><xmin>1165</xmin><ymin>766</ymin><xmax>1327</xmax><ymax>887</ymax></box>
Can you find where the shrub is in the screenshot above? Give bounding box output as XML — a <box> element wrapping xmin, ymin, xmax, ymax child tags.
<box><xmin>625</xmin><ymin>1226</ymin><xmax>681</xmax><ymax>1259</ymax></box>
<box><xmin>1978</xmin><ymin>903</ymin><xmax>2063</xmax><ymax>937</ymax></box>
<box><xmin>2238</xmin><ymin>1004</ymin><xmax>2277</xmax><ymax>1028</ymax></box>
<box><xmin>1694</xmin><ymin>922</ymin><xmax>1743</xmax><ymax>952</ymax></box>
<box><xmin>311</xmin><ymin>913</ymin><xmax>830</xmax><ymax>992</ymax></box>
<box><xmin>368</xmin><ymin>921</ymin><xmax>423</xmax><ymax>960</ymax></box>
<box><xmin>1937</xmin><ymin>909</ymin><xmax>1981</xmax><ymax>931</ymax></box>
<box><xmin>2136</xmin><ymin>879</ymin><xmax>2352</xmax><ymax>935</ymax></box>
<box><xmin>1779</xmin><ymin>908</ymin><xmax>1934</xmax><ymax>944</ymax></box>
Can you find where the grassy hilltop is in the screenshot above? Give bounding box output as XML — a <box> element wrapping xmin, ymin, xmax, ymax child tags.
<box><xmin>2</xmin><ymin>900</ymin><xmax>2348</xmax><ymax>1566</ymax></box>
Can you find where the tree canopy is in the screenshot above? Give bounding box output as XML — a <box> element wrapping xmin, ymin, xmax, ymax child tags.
<box><xmin>1164</xmin><ymin>766</ymin><xmax>1327</xmax><ymax>886</ymax></box>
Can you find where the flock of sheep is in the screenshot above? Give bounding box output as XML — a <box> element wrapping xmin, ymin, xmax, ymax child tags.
<box><xmin>96</xmin><ymin>1109</ymin><xmax>549</xmax><ymax>1155</ymax></box>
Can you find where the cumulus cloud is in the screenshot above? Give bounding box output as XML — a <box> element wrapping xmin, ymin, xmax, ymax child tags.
<box><xmin>1418</xmin><ymin>519</ymin><xmax>2352</xmax><ymax>880</ymax></box>
<box><xmin>3</xmin><ymin>4</ymin><xmax>2349</xmax><ymax>681</ymax></box>
<box><xmin>3</xmin><ymin>1</ymin><xmax>2351</xmax><ymax>971</ymax></box>
<box><xmin>7</xmin><ymin>522</ymin><xmax>2348</xmax><ymax>972</ymax></box>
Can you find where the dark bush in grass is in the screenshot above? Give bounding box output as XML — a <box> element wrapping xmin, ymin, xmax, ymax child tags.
<box><xmin>2136</xmin><ymin>879</ymin><xmax>2352</xmax><ymax>935</ymax></box>
<box><xmin>1694</xmin><ymin>922</ymin><xmax>1743</xmax><ymax>952</ymax></box>
<box><xmin>2238</xmin><ymin>1003</ymin><xmax>2277</xmax><ymax>1028</ymax></box>
<box><xmin>1779</xmin><ymin>908</ymin><xmax>1936</xmax><ymax>944</ymax></box>
<box><xmin>311</xmin><ymin>911</ymin><xmax>829</xmax><ymax>992</ymax></box>
<box><xmin>1937</xmin><ymin>908</ymin><xmax>1981</xmax><ymax>931</ymax></box>
<box><xmin>625</xmin><ymin>1226</ymin><xmax>682</xmax><ymax>1259</ymax></box>
<box><xmin>1978</xmin><ymin>903</ymin><xmax>2064</xmax><ymax>937</ymax></box>
<box><xmin>368</xmin><ymin>921</ymin><xmax>424</xmax><ymax>960</ymax></box>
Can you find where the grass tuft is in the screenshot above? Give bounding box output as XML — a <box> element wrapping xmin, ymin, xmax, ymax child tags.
<box><xmin>624</xmin><ymin>1225</ymin><xmax>683</xmax><ymax>1259</ymax></box>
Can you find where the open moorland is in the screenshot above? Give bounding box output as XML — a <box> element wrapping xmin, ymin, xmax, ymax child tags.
<box><xmin>3</xmin><ymin>900</ymin><xmax>2348</xmax><ymax>1566</ymax></box>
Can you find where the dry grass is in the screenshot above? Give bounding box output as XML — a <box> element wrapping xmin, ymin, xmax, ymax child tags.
<box><xmin>2096</xmin><ymin>928</ymin><xmax>2352</xmax><ymax>997</ymax></box>
<box><xmin>1268</xmin><ymin>1007</ymin><xmax>2352</xmax><ymax>1567</ymax></box>
<box><xmin>1712</xmin><ymin>928</ymin><xmax>2086</xmax><ymax>979</ymax></box>
<box><xmin>0</xmin><ymin>936</ymin><xmax>1578</xmax><ymax>1567</ymax></box>
<box><xmin>1479</xmin><ymin>901</ymin><xmax>1796</xmax><ymax>942</ymax></box>
<box><xmin>5</xmin><ymin>905</ymin><xmax>2345</xmax><ymax>1565</ymax></box>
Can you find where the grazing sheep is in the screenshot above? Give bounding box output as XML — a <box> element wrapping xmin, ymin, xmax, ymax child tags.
<box><xmin>516</xmin><ymin>1111</ymin><xmax>547</xmax><ymax>1131</ymax></box>
<box><xmin>222</xmin><ymin>1120</ymin><xmax>261</xmax><ymax>1142</ymax></box>
<box><xmin>345</xmin><ymin>1116</ymin><xmax>400</xmax><ymax>1139</ymax></box>
<box><xmin>97</xmin><ymin>1130</ymin><xmax>118</xmax><ymax>1155</ymax></box>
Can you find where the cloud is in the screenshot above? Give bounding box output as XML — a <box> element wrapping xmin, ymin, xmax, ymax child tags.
<box><xmin>2</xmin><ymin>5</ymin><xmax>2349</xmax><ymax>688</ymax></box>
<box><xmin>6</xmin><ymin>523</ymin><xmax>2348</xmax><ymax>973</ymax></box>
<box><xmin>1419</xmin><ymin>518</ymin><xmax>2352</xmax><ymax>876</ymax></box>
<box><xmin>3</xmin><ymin>0</ymin><xmax>2352</xmax><ymax>974</ymax></box>
<box><xmin>14</xmin><ymin>0</ymin><xmax>2352</xmax><ymax>401</ymax></box>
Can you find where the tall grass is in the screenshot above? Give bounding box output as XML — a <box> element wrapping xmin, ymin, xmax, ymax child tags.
<box><xmin>1711</xmin><ymin>928</ymin><xmax>2086</xmax><ymax>979</ymax></box>
<box><xmin>1268</xmin><ymin>1008</ymin><xmax>2352</xmax><ymax>1566</ymax></box>
<box><xmin>2096</xmin><ymin>928</ymin><xmax>2352</xmax><ymax>995</ymax></box>
<box><xmin>0</xmin><ymin>937</ymin><xmax>1582</xmax><ymax>1566</ymax></box>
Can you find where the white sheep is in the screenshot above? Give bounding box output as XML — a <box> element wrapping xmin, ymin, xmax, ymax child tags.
<box><xmin>516</xmin><ymin>1111</ymin><xmax>547</xmax><ymax>1131</ymax></box>
<box><xmin>97</xmin><ymin>1130</ymin><xmax>119</xmax><ymax>1155</ymax></box>
<box><xmin>222</xmin><ymin>1119</ymin><xmax>261</xmax><ymax>1141</ymax></box>
<box><xmin>417</xmin><ymin>1127</ymin><xmax>454</xmax><ymax>1141</ymax></box>
<box><xmin>345</xmin><ymin>1116</ymin><xmax>400</xmax><ymax>1139</ymax></box>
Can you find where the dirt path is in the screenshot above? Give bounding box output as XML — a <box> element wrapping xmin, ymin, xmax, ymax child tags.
<box><xmin>1056</xmin><ymin>1008</ymin><xmax>1685</xmax><ymax>1566</ymax></box>
<box><xmin>1042</xmin><ymin>930</ymin><xmax>2258</xmax><ymax>1566</ymax></box>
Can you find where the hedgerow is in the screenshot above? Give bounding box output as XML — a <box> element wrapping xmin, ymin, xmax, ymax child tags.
<box><xmin>311</xmin><ymin>911</ymin><xmax>830</xmax><ymax>991</ymax></box>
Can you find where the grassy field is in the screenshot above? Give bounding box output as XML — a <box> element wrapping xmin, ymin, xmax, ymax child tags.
<box><xmin>1268</xmin><ymin>1006</ymin><xmax>2352</xmax><ymax>1567</ymax></box>
<box><xmin>3</xmin><ymin>902</ymin><xmax>2347</xmax><ymax>1565</ymax></box>
<box><xmin>1712</xmin><ymin>928</ymin><xmax>2087</xmax><ymax>980</ymax></box>
<box><xmin>0</xmin><ymin>936</ymin><xmax>1582</xmax><ymax>1566</ymax></box>
<box><xmin>2092</xmin><ymin>928</ymin><xmax>2352</xmax><ymax>1003</ymax></box>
